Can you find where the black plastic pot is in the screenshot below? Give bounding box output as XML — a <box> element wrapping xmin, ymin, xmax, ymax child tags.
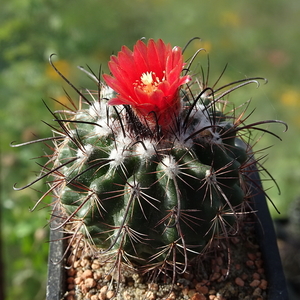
<box><xmin>46</xmin><ymin>211</ymin><xmax>66</xmax><ymax>300</ymax></box>
<box><xmin>46</xmin><ymin>170</ymin><xmax>289</xmax><ymax>300</ymax></box>
<box><xmin>251</xmin><ymin>170</ymin><xmax>289</xmax><ymax>300</ymax></box>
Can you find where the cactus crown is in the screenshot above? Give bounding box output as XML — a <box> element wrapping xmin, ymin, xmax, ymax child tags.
<box><xmin>13</xmin><ymin>38</ymin><xmax>287</xmax><ymax>282</ymax></box>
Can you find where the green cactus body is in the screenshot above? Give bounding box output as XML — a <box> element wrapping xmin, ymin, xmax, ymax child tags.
<box><xmin>14</xmin><ymin>39</ymin><xmax>286</xmax><ymax>281</ymax></box>
<box><xmin>49</xmin><ymin>81</ymin><xmax>250</xmax><ymax>272</ymax></box>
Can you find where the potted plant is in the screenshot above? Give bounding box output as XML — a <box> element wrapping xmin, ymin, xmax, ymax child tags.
<box><xmin>14</xmin><ymin>38</ymin><xmax>288</xmax><ymax>300</ymax></box>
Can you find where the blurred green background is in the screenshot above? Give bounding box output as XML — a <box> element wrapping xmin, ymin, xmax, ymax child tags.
<box><xmin>1</xmin><ymin>0</ymin><xmax>299</xmax><ymax>299</ymax></box>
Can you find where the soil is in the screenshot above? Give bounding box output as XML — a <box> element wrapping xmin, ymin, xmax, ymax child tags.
<box><xmin>60</xmin><ymin>215</ymin><xmax>268</xmax><ymax>300</ymax></box>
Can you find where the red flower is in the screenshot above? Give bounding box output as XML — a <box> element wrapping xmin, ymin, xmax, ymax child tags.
<box><xmin>103</xmin><ymin>39</ymin><xmax>191</xmax><ymax>130</ymax></box>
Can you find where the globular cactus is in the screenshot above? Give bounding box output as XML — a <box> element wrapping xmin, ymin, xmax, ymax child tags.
<box><xmin>14</xmin><ymin>38</ymin><xmax>286</xmax><ymax>279</ymax></box>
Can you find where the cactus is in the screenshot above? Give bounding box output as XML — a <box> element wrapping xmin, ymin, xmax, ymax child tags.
<box><xmin>14</xmin><ymin>38</ymin><xmax>286</xmax><ymax>281</ymax></box>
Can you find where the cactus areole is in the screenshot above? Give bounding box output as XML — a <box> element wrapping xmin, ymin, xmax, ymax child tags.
<box><xmin>14</xmin><ymin>38</ymin><xmax>287</xmax><ymax>280</ymax></box>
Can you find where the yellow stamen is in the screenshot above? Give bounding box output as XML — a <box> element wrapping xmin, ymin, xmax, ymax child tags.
<box><xmin>138</xmin><ymin>72</ymin><xmax>160</xmax><ymax>94</ymax></box>
<box><xmin>141</xmin><ymin>72</ymin><xmax>154</xmax><ymax>85</ymax></box>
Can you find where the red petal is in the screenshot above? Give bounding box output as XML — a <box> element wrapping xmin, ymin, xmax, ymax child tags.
<box><xmin>108</xmin><ymin>61</ymin><xmax>136</xmax><ymax>92</ymax></box>
<box><xmin>156</xmin><ymin>81</ymin><xmax>171</xmax><ymax>95</ymax></box>
<box><xmin>167</xmin><ymin>67</ymin><xmax>181</xmax><ymax>85</ymax></box>
<box><xmin>133</xmin><ymin>40</ymin><xmax>149</xmax><ymax>74</ymax></box>
<box><xmin>107</xmin><ymin>95</ymin><xmax>135</xmax><ymax>106</ymax></box>
<box><xmin>120</xmin><ymin>45</ymin><xmax>133</xmax><ymax>57</ymax></box>
<box><xmin>117</xmin><ymin>48</ymin><xmax>138</xmax><ymax>82</ymax></box>
<box><xmin>147</xmin><ymin>39</ymin><xmax>164</xmax><ymax>78</ymax></box>
<box><xmin>103</xmin><ymin>74</ymin><xmax>132</xmax><ymax>98</ymax></box>
<box><xmin>102</xmin><ymin>74</ymin><xmax>119</xmax><ymax>91</ymax></box>
<box><xmin>179</xmin><ymin>75</ymin><xmax>192</xmax><ymax>85</ymax></box>
<box><xmin>166</xmin><ymin>47</ymin><xmax>183</xmax><ymax>79</ymax></box>
<box><xmin>156</xmin><ymin>39</ymin><xmax>169</xmax><ymax>67</ymax></box>
<box><xmin>108</xmin><ymin>54</ymin><xmax>119</xmax><ymax>65</ymax></box>
<box><xmin>107</xmin><ymin>97</ymin><xmax>124</xmax><ymax>106</ymax></box>
<box><xmin>167</xmin><ymin>76</ymin><xmax>190</xmax><ymax>95</ymax></box>
<box><xmin>148</xmin><ymin>89</ymin><xmax>165</xmax><ymax>109</ymax></box>
<box><xmin>134</xmin><ymin>87</ymin><xmax>151</xmax><ymax>106</ymax></box>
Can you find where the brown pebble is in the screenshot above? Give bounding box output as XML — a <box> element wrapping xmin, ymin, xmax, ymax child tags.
<box><xmin>74</xmin><ymin>276</ymin><xmax>83</xmax><ymax>285</ymax></box>
<box><xmin>220</xmin><ymin>268</ymin><xmax>228</xmax><ymax>276</ymax></box>
<box><xmin>73</xmin><ymin>260</ymin><xmax>81</xmax><ymax>268</ymax></box>
<box><xmin>210</xmin><ymin>272</ymin><xmax>221</xmax><ymax>281</ymax></box>
<box><xmin>216</xmin><ymin>256</ymin><xmax>223</xmax><ymax>266</ymax></box>
<box><xmin>92</xmin><ymin>261</ymin><xmax>101</xmax><ymax>270</ymax></box>
<box><xmin>80</xmin><ymin>258</ymin><xmax>90</xmax><ymax>267</ymax></box>
<box><xmin>94</xmin><ymin>271</ymin><xmax>102</xmax><ymax>281</ymax></box>
<box><xmin>181</xmin><ymin>288</ymin><xmax>189</xmax><ymax>296</ymax></box>
<box><xmin>253</xmin><ymin>287</ymin><xmax>262</xmax><ymax>296</ymax></box>
<box><xmin>145</xmin><ymin>291</ymin><xmax>156</xmax><ymax>300</ymax></box>
<box><xmin>123</xmin><ymin>291</ymin><xmax>131</xmax><ymax>300</ymax></box>
<box><xmin>247</xmin><ymin>252</ymin><xmax>256</xmax><ymax>261</ymax></box>
<box><xmin>259</xmin><ymin>279</ymin><xmax>268</xmax><ymax>290</ymax></box>
<box><xmin>67</xmin><ymin>284</ymin><xmax>75</xmax><ymax>290</ymax></box>
<box><xmin>195</xmin><ymin>282</ymin><xmax>209</xmax><ymax>294</ymax></box>
<box><xmin>67</xmin><ymin>276</ymin><xmax>74</xmax><ymax>284</ymax></box>
<box><xmin>104</xmin><ymin>274</ymin><xmax>112</xmax><ymax>282</ymax></box>
<box><xmin>188</xmin><ymin>289</ymin><xmax>196</xmax><ymax>298</ymax></box>
<box><xmin>166</xmin><ymin>292</ymin><xmax>176</xmax><ymax>299</ymax></box>
<box><xmin>99</xmin><ymin>290</ymin><xmax>107</xmax><ymax>300</ymax></box>
<box><xmin>98</xmin><ymin>293</ymin><xmax>105</xmax><ymax>300</ymax></box>
<box><xmin>191</xmin><ymin>292</ymin><xmax>206</xmax><ymax>300</ymax></box>
<box><xmin>81</xmin><ymin>284</ymin><xmax>89</xmax><ymax>295</ymax></box>
<box><xmin>68</xmin><ymin>268</ymin><xmax>76</xmax><ymax>277</ymax></box>
<box><xmin>241</xmin><ymin>273</ymin><xmax>248</xmax><ymax>280</ymax></box>
<box><xmin>148</xmin><ymin>283</ymin><xmax>158</xmax><ymax>291</ymax></box>
<box><xmin>255</xmin><ymin>259</ymin><xmax>264</xmax><ymax>268</ymax></box>
<box><xmin>235</xmin><ymin>264</ymin><xmax>241</xmax><ymax>270</ymax></box>
<box><xmin>250</xmin><ymin>279</ymin><xmax>260</xmax><ymax>287</ymax></box>
<box><xmin>235</xmin><ymin>277</ymin><xmax>244</xmax><ymax>287</ymax></box>
<box><xmin>252</xmin><ymin>272</ymin><xmax>260</xmax><ymax>280</ymax></box>
<box><xmin>106</xmin><ymin>290</ymin><xmax>115</xmax><ymax>299</ymax></box>
<box><xmin>86</xmin><ymin>293</ymin><xmax>92</xmax><ymax>299</ymax></box>
<box><xmin>67</xmin><ymin>290</ymin><xmax>75</xmax><ymax>296</ymax></box>
<box><xmin>82</xmin><ymin>269</ymin><xmax>93</xmax><ymax>279</ymax></box>
<box><xmin>127</xmin><ymin>280</ymin><xmax>134</xmax><ymax>287</ymax></box>
<box><xmin>100</xmin><ymin>286</ymin><xmax>108</xmax><ymax>294</ymax></box>
<box><xmin>65</xmin><ymin>294</ymin><xmax>75</xmax><ymax>300</ymax></box>
<box><xmin>246</xmin><ymin>260</ymin><xmax>255</xmax><ymax>267</ymax></box>
<box><xmin>202</xmin><ymin>279</ymin><xmax>210</xmax><ymax>286</ymax></box>
<box><xmin>84</xmin><ymin>277</ymin><xmax>96</xmax><ymax>288</ymax></box>
<box><xmin>91</xmin><ymin>295</ymin><xmax>98</xmax><ymax>300</ymax></box>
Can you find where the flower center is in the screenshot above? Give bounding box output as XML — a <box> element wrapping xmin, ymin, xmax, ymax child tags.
<box><xmin>135</xmin><ymin>71</ymin><xmax>162</xmax><ymax>95</ymax></box>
